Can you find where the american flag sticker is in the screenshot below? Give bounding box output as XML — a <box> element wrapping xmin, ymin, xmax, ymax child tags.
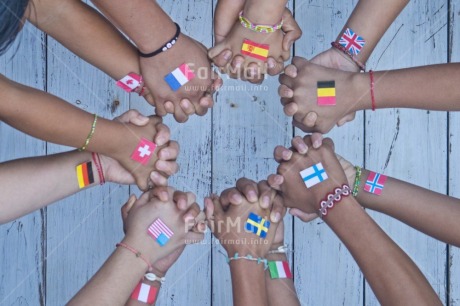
<box><xmin>339</xmin><ymin>28</ymin><xmax>366</xmax><ymax>55</ymax></box>
<box><xmin>364</xmin><ymin>171</ymin><xmax>387</xmax><ymax>195</ymax></box>
<box><xmin>116</xmin><ymin>73</ymin><xmax>142</xmax><ymax>92</ymax></box>
<box><xmin>148</xmin><ymin>218</ymin><xmax>174</xmax><ymax>246</ymax></box>
<box><xmin>164</xmin><ymin>63</ymin><xmax>195</xmax><ymax>91</ymax></box>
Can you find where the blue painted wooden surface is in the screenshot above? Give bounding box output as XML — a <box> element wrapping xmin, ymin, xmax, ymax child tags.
<box><xmin>0</xmin><ymin>0</ymin><xmax>458</xmax><ymax>305</ymax></box>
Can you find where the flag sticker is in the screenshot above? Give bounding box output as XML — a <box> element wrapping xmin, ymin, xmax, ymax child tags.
<box><xmin>339</xmin><ymin>28</ymin><xmax>366</xmax><ymax>55</ymax></box>
<box><xmin>116</xmin><ymin>73</ymin><xmax>142</xmax><ymax>92</ymax></box>
<box><xmin>300</xmin><ymin>163</ymin><xmax>328</xmax><ymax>188</ymax></box>
<box><xmin>317</xmin><ymin>81</ymin><xmax>336</xmax><ymax>106</ymax></box>
<box><xmin>131</xmin><ymin>138</ymin><xmax>157</xmax><ymax>165</ymax></box>
<box><xmin>245</xmin><ymin>212</ymin><xmax>270</xmax><ymax>239</ymax></box>
<box><xmin>164</xmin><ymin>63</ymin><xmax>195</xmax><ymax>91</ymax></box>
<box><xmin>148</xmin><ymin>218</ymin><xmax>174</xmax><ymax>246</ymax></box>
<box><xmin>130</xmin><ymin>282</ymin><xmax>158</xmax><ymax>304</ymax></box>
<box><xmin>364</xmin><ymin>171</ymin><xmax>387</xmax><ymax>195</ymax></box>
<box><xmin>268</xmin><ymin>261</ymin><xmax>293</xmax><ymax>279</ymax></box>
<box><xmin>241</xmin><ymin>39</ymin><xmax>269</xmax><ymax>61</ymax></box>
<box><xmin>76</xmin><ymin>161</ymin><xmax>94</xmax><ymax>189</ymax></box>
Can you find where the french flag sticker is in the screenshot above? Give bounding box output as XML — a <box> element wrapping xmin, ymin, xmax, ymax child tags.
<box><xmin>164</xmin><ymin>63</ymin><xmax>195</xmax><ymax>92</ymax></box>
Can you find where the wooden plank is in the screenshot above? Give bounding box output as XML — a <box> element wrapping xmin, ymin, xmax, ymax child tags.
<box><xmin>44</xmin><ymin>20</ymin><xmax>130</xmax><ymax>305</ymax></box>
<box><xmin>449</xmin><ymin>1</ymin><xmax>460</xmax><ymax>304</ymax></box>
<box><xmin>130</xmin><ymin>1</ymin><xmax>214</xmax><ymax>305</ymax></box>
<box><xmin>364</xmin><ymin>1</ymin><xmax>448</xmax><ymax>305</ymax></box>
<box><xmin>210</xmin><ymin>2</ymin><xmax>294</xmax><ymax>305</ymax></box>
<box><xmin>293</xmin><ymin>1</ymin><xmax>365</xmax><ymax>305</ymax></box>
<box><xmin>0</xmin><ymin>25</ymin><xmax>46</xmax><ymax>305</ymax></box>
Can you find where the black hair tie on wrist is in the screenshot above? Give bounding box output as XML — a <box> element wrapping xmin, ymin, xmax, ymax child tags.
<box><xmin>138</xmin><ymin>22</ymin><xmax>181</xmax><ymax>58</ymax></box>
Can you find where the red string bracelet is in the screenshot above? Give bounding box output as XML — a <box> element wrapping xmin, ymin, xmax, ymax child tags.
<box><xmin>331</xmin><ymin>42</ymin><xmax>366</xmax><ymax>72</ymax></box>
<box><xmin>369</xmin><ymin>70</ymin><xmax>376</xmax><ymax>111</ymax></box>
<box><xmin>116</xmin><ymin>242</ymin><xmax>153</xmax><ymax>272</ymax></box>
<box><xmin>91</xmin><ymin>152</ymin><xmax>105</xmax><ymax>185</ymax></box>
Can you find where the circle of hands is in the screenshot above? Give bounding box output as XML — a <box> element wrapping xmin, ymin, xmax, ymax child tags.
<box><xmin>116</xmin><ymin>4</ymin><xmax>363</xmax><ymax>273</ymax></box>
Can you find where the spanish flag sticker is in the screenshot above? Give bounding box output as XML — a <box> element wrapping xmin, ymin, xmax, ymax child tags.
<box><xmin>76</xmin><ymin>161</ymin><xmax>94</xmax><ymax>189</ymax></box>
<box><xmin>241</xmin><ymin>39</ymin><xmax>269</xmax><ymax>61</ymax></box>
<box><xmin>317</xmin><ymin>81</ymin><xmax>336</xmax><ymax>106</ymax></box>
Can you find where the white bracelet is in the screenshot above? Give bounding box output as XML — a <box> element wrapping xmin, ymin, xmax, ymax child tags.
<box><xmin>268</xmin><ymin>245</ymin><xmax>291</xmax><ymax>254</ymax></box>
<box><xmin>144</xmin><ymin>272</ymin><xmax>166</xmax><ymax>284</ymax></box>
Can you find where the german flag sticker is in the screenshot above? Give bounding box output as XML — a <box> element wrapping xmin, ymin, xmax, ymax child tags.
<box><xmin>317</xmin><ymin>81</ymin><xmax>336</xmax><ymax>106</ymax></box>
<box><xmin>76</xmin><ymin>161</ymin><xmax>94</xmax><ymax>189</ymax></box>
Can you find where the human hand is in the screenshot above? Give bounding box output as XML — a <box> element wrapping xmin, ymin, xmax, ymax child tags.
<box><xmin>98</xmin><ymin>110</ymin><xmax>179</xmax><ymax>187</ymax></box>
<box><xmin>279</xmin><ymin>57</ymin><xmax>365</xmax><ymax>134</ymax></box>
<box><xmin>275</xmin><ymin>136</ymin><xmax>348</xmax><ymax>215</ymax></box>
<box><xmin>205</xmin><ymin>180</ymin><xmax>282</xmax><ymax>257</ymax></box>
<box><xmin>210</xmin><ymin>8</ymin><xmax>301</xmax><ymax>83</ymax></box>
<box><xmin>121</xmin><ymin>188</ymin><xmax>205</xmax><ymax>265</ymax></box>
<box><xmin>140</xmin><ymin>33</ymin><xmax>222</xmax><ymax>123</ymax></box>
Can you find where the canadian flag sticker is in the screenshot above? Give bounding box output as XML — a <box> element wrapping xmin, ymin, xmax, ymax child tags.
<box><xmin>116</xmin><ymin>73</ymin><xmax>142</xmax><ymax>92</ymax></box>
<box><xmin>131</xmin><ymin>138</ymin><xmax>157</xmax><ymax>165</ymax></box>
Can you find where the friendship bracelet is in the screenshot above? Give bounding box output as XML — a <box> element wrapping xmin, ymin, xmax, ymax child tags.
<box><xmin>239</xmin><ymin>11</ymin><xmax>283</xmax><ymax>34</ymax></box>
<box><xmin>318</xmin><ymin>184</ymin><xmax>351</xmax><ymax>218</ymax></box>
<box><xmin>78</xmin><ymin>114</ymin><xmax>97</xmax><ymax>151</ymax></box>
<box><xmin>352</xmin><ymin>166</ymin><xmax>362</xmax><ymax>197</ymax></box>
<box><xmin>268</xmin><ymin>245</ymin><xmax>292</xmax><ymax>255</ymax></box>
<box><xmin>144</xmin><ymin>272</ymin><xmax>165</xmax><ymax>284</ymax></box>
<box><xmin>226</xmin><ymin>252</ymin><xmax>268</xmax><ymax>270</ymax></box>
<box><xmin>331</xmin><ymin>42</ymin><xmax>366</xmax><ymax>72</ymax></box>
<box><xmin>116</xmin><ymin>243</ymin><xmax>153</xmax><ymax>272</ymax></box>
<box><xmin>369</xmin><ymin>70</ymin><xmax>376</xmax><ymax>111</ymax></box>
<box><xmin>138</xmin><ymin>22</ymin><xmax>181</xmax><ymax>58</ymax></box>
<box><xmin>91</xmin><ymin>153</ymin><xmax>105</xmax><ymax>185</ymax></box>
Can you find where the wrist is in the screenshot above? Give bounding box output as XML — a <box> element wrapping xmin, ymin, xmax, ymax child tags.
<box><xmin>121</xmin><ymin>236</ymin><xmax>160</xmax><ymax>266</ymax></box>
<box><xmin>243</xmin><ymin>0</ymin><xmax>286</xmax><ymax>24</ymax></box>
<box><xmin>354</xmin><ymin>169</ymin><xmax>370</xmax><ymax>207</ymax></box>
<box><xmin>136</xmin><ymin>17</ymin><xmax>176</xmax><ymax>54</ymax></box>
<box><xmin>351</xmin><ymin>72</ymin><xmax>371</xmax><ymax>112</ymax></box>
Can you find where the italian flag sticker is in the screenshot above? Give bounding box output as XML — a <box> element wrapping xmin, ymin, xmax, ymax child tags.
<box><xmin>268</xmin><ymin>261</ymin><xmax>292</xmax><ymax>279</ymax></box>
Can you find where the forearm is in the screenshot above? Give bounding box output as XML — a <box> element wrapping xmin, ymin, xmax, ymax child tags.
<box><xmin>336</xmin><ymin>0</ymin><xmax>409</xmax><ymax>63</ymax></box>
<box><xmin>353</xmin><ymin>64</ymin><xmax>460</xmax><ymax>111</ymax></box>
<box><xmin>90</xmin><ymin>0</ymin><xmax>176</xmax><ymax>54</ymax></box>
<box><xmin>230</xmin><ymin>260</ymin><xmax>268</xmax><ymax>306</ymax></box>
<box><xmin>355</xmin><ymin>169</ymin><xmax>460</xmax><ymax>246</ymax></box>
<box><xmin>28</xmin><ymin>0</ymin><xmax>139</xmax><ymax>80</ymax></box>
<box><xmin>265</xmin><ymin>252</ymin><xmax>300</xmax><ymax>306</ymax></box>
<box><xmin>325</xmin><ymin>197</ymin><xmax>441</xmax><ymax>305</ymax></box>
<box><xmin>69</xmin><ymin>246</ymin><xmax>150</xmax><ymax>306</ymax></box>
<box><xmin>243</xmin><ymin>0</ymin><xmax>287</xmax><ymax>24</ymax></box>
<box><xmin>0</xmin><ymin>150</ymin><xmax>102</xmax><ymax>224</ymax></box>
<box><xmin>0</xmin><ymin>76</ymin><xmax>121</xmax><ymax>155</ymax></box>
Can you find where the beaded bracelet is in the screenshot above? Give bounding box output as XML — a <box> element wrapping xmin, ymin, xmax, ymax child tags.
<box><xmin>116</xmin><ymin>243</ymin><xmax>153</xmax><ymax>272</ymax></box>
<box><xmin>318</xmin><ymin>184</ymin><xmax>351</xmax><ymax>218</ymax></box>
<box><xmin>239</xmin><ymin>11</ymin><xmax>283</xmax><ymax>34</ymax></box>
<box><xmin>91</xmin><ymin>153</ymin><xmax>105</xmax><ymax>185</ymax></box>
<box><xmin>331</xmin><ymin>42</ymin><xmax>366</xmax><ymax>72</ymax></box>
<box><xmin>138</xmin><ymin>23</ymin><xmax>180</xmax><ymax>58</ymax></box>
<box><xmin>268</xmin><ymin>245</ymin><xmax>292</xmax><ymax>255</ymax></box>
<box><xmin>144</xmin><ymin>272</ymin><xmax>165</xmax><ymax>284</ymax></box>
<box><xmin>352</xmin><ymin>166</ymin><xmax>362</xmax><ymax>197</ymax></box>
<box><xmin>226</xmin><ymin>252</ymin><xmax>268</xmax><ymax>270</ymax></box>
<box><xmin>79</xmin><ymin>114</ymin><xmax>97</xmax><ymax>152</ymax></box>
<box><xmin>369</xmin><ymin>70</ymin><xmax>376</xmax><ymax>111</ymax></box>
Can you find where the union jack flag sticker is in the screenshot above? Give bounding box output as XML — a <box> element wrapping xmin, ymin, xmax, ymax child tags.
<box><xmin>339</xmin><ymin>28</ymin><xmax>366</xmax><ymax>55</ymax></box>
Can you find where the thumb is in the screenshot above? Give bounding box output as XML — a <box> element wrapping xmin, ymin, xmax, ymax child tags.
<box><xmin>116</xmin><ymin>109</ymin><xmax>149</xmax><ymax>126</ymax></box>
<box><xmin>281</xmin><ymin>9</ymin><xmax>302</xmax><ymax>52</ymax></box>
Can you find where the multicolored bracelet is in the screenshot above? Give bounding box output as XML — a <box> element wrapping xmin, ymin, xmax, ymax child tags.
<box><xmin>318</xmin><ymin>184</ymin><xmax>351</xmax><ymax>218</ymax></box>
<box><xmin>239</xmin><ymin>11</ymin><xmax>283</xmax><ymax>34</ymax></box>
<box><xmin>226</xmin><ymin>252</ymin><xmax>268</xmax><ymax>270</ymax></box>
<box><xmin>352</xmin><ymin>166</ymin><xmax>362</xmax><ymax>197</ymax></box>
<box><xmin>78</xmin><ymin>114</ymin><xmax>97</xmax><ymax>152</ymax></box>
<box><xmin>138</xmin><ymin>22</ymin><xmax>181</xmax><ymax>58</ymax></box>
<box><xmin>331</xmin><ymin>42</ymin><xmax>366</xmax><ymax>72</ymax></box>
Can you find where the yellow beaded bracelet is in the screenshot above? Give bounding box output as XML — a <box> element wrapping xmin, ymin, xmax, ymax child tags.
<box><xmin>79</xmin><ymin>114</ymin><xmax>98</xmax><ymax>152</ymax></box>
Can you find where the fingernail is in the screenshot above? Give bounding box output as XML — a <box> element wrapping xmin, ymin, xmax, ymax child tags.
<box><xmin>282</xmin><ymin>150</ymin><xmax>292</xmax><ymax>160</ymax></box>
<box><xmin>223</xmin><ymin>50</ymin><xmax>232</xmax><ymax>60</ymax></box>
<box><xmin>179</xmin><ymin>199</ymin><xmax>187</xmax><ymax>209</ymax></box>
<box><xmin>299</xmin><ymin>143</ymin><xmax>308</xmax><ymax>153</ymax></box>
<box><xmin>248</xmin><ymin>190</ymin><xmax>257</xmax><ymax>202</ymax></box>
<box><xmin>268</xmin><ymin>59</ymin><xmax>275</xmax><ymax>69</ymax></box>
<box><xmin>156</xmin><ymin>136</ymin><xmax>166</xmax><ymax>145</ymax></box>
<box><xmin>314</xmin><ymin>140</ymin><xmax>321</xmax><ymax>148</ymax></box>
<box><xmin>235</xmin><ymin>61</ymin><xmax>242</xmax><ymax>68</ymax></box>
<box><xmin>263</xmin><ymin>196</ymin><xmax>270</xmax><ymax>208</ymax></box>
<box><xmin>200</xmin><ymin>99</ymin><xmax>210</xmax><ymax>107</ymax></box>
<box><xmin>161</xmin><ymin>191</ymin><xmax>169</xmax><ymax>201</ymax></box>
<box><xmin>151</xmin><ymin>171</ymin><xmax>160</xmax><ymax>180</ymax></box>
<box><xmin>274</xmin><ymin>175</ymin><xmax>283</xmax><ymax>184</ymax></box>
<box><xmin>156</xmin><ymin>160</ymin><xmax>168</xmax><ymax>170</ymax></box>
<box><xmin>271</xmin><ymin>211</ymin><xmax>281</xmax><ymax>223</ymax></box>
<box><xmin>232</xmin><ymin>193</ymin><xmax>243</xmax><ymax>204</ymax></box>
<box><xmin>181</xmin><ymin>100</ymin><xmax>191</xmax><ymax>110</ymax></box>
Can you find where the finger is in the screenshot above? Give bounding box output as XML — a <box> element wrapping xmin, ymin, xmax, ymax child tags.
<box><xmin>155</xmin><ymin>160</ymin><xmax>179</xmax><ymax>176</ymax></box>
<box><xmin>208</xmin><ymin>43</ymin><xmax>229</xmax><ymax>61</ymax></box>
<box><xmin>173</xmin><ymin>190</ymin><xmax>189</xmax><ymax>211</ymax></box>
<box><xmin>274</xmin><ymin>145</ymin><xmax>293</xmax><ymax>163</ymax></box>
<box><xmin>281</xmin><ymin>9</ymin><xmax>302</xmax><ymax>52</ymax></box>
<box><xmin>278</xmin><ymin>84</ymin><xmax>294</xmax><ymax>98</ymax></box>
<box><xmin>283</xmin><ymin>102</ymin><xmax>298</xmax><ymax>117</ymax></box>
<box><xmin>235</xmin><ymin>178</ymin><xmax>259</xmax><ymax>203</ymax></box>
<box><xmin>180</xmin><ymin>99</ymin><xmax>196</xmax><ymax>116</ymax></box>
<box><xmin>116</xmin><ymin>109</ymin><xmax>149</xmax><ymax>126</ymax></box>
<box><xmin>164</xmin><ymin>101</ymin><xmax>175</xmax><ymax>114</ymax></box>
<box><xmin>302</xmin><ymin>112</ymin><xmax>318</xmax><ymax>128</ymax></box>
<box><xmin>149</xmin><ymin>186</ymin><xmax>171</xmax><ymax>202</ymax></box>
<box><xmin>229</xmin><ymin>56</ymin><xmax>245</xmax><ymax>80</ymax></box>
<box><xmin>278</xmin><ymin>73</ymin><xmax>294</xmax><ymax>88</ymax></box>
<box><xmin>185</xmin><ymin>231</ymin><xmax>205</xmax><ymax>244</ymax></box>
<box><xmin>220</xmin><ymin>188</ymin><xmax>244</xmax><ymax>208</ymax></box>
<box><xmin>257</xmin><ymin>180</ymin><xmax>276</xmax><ymax>210</ymax></box>
<box><xmin>150</xmin><ymin>171</ymin><xmax>168</xmax><ymax>187</ymax></box>
<box><xmin>143</xmin><ymin>93</ymin><xmax>156</xmax><ymax>106</ymax></box>
<box><xmin>291</xmin><ymin>136</ymin><xmax>308</xmax><ymax>154</ymax></box>
<box><xmin>311</xmin><ymin>133</ymin><xmax>324</xmax><ymax>149</ymax></box>
<box><xmin>121</xmin><ymin>194</ymin><xmax>137</xmax><ymax>220</ymax></box>
<box><xmin>204</xmin><ymin>197</ymin><xmax>215</xmax><ymax>223</ymax></box>
<box><xmin>302</xmin><ymin>134</ymin><xmax>314</xmax><ymax>149</ymax></box>
<box><xmin>172</xmin><ymin>102</ymin><xmax>189</xmax><ymax>123</ymax></box>
<box><xmin>289</xmin><ymin>208</ymin><xmax>318</xmax><ymax>223</ymax></box>
<box><xmin>211</xmin><ymin>49</ymin><xmax>233</xmax><ymax>68</ymax></box>
<box><xmin>292</xmin><ymin>56</ymin><xmax>309</xmax><ymax>68</ymax></box>
<box><xmin>246</xmin><ymin>62</ymin><xmax>265</xmax><ymax>84</ymax></box>
<box><xmin>184</xmin><ymin>203</ymin><xmax>201</xmax><ymax>228</ymax></box>
<box><xmin>153</xmin><ymin>123</ymin><xmax>170</xmax><ymax>146</ymax></box>
<box><xmin>198</xmin><ymin>94</ymin><xmax>213</xmax><ymax>115</ymax></box>
<box><xmin>270</xmin><ymin>194</ymin><xmax>286</xmax><ymax>223</ymax></box>
<box><xmin>337</xmin><ymin>112</ymin><xmax>356</xmax><ymax>127</ymax></box>
<box><xmin>157</xmin><ymin>141</ymin><xmax>179</xmax><ymax>161</ymax></box>
<box><xmin>267</xmin><ymin>174</ymin><xmax>284</xmax><ymax>191</ymax></box>
<box><xmin>321</xmin><ymin>137</ymin><xmax>335</xmax><ymax>151</ymax></box>
<box><xmin>210</xmin><ymin>194</ymin><xmax>224</xmax><ymax>216</ymax></box>
<box><xmin>154</xmin><ymin>100</ymin><xmax>168</xmax><ymax>117</ymax></box>
<box><xmin>284</xmin><ymin>64</ymin><xmax>298</xmax><ymax>78</ymax></box>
